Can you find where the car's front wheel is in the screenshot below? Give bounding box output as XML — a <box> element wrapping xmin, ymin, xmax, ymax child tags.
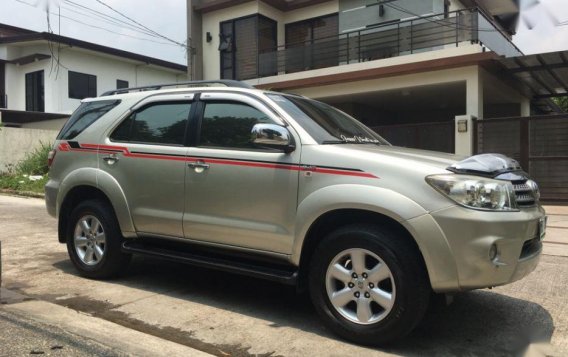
<box><xmin>308</xmin><ymin>224</ymin><xmax>430</xmax><ymax>345</ymax></box>
<box><xmin>66</xmin><ymin>199</ymin><xmax>131</xmax><ymax>279</ymax></box>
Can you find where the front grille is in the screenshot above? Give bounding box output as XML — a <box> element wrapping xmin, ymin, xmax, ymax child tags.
<box><xmin>512</xmin><ymin>180</ymin><xmax>537</xmax><ymax>208</ymax></box>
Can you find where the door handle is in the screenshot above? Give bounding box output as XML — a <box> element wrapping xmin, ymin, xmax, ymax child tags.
<box><xmin>188</xmin><ymin>161</ymin><xmax>209</xmax><ymax>172</ymax></box>
<box><xmin>102</xmin><ymin>154</ymin><xmax>119</xmax><ymax>165</ymax></box>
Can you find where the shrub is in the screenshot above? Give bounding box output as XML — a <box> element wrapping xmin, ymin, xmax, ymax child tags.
<box><xmin>16</xmin><ymin>142</ymin><xmax>52</xmax><ymax>176</ymax></box>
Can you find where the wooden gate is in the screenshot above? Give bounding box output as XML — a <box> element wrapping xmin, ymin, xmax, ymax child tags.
<box><xmin>474</xmin><ymin>114</ymin><xmax>568</xmax><ymax>203</ymax></box>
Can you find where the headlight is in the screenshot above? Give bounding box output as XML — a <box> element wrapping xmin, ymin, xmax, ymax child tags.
<box><xmin>426</xmin><ymin>174</ymin><xmax>518</xmax><ymax>211</ymax></box>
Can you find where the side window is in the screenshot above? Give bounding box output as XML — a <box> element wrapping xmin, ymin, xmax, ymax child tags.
<box><xmin>199</xmin><ymin>101</ymin><xmax>273</xmax><ymax>149</ymax></box>
<box><xmin>110</xmin><ymin>102</ymin><xmax>191</xmax><ymax>145</ymax></box>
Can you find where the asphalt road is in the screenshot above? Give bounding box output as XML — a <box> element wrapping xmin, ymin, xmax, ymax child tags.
<box><xmin>0</xmin><ymin>195</ymin><xmax>567</xmax><ymax>356</ymax></box>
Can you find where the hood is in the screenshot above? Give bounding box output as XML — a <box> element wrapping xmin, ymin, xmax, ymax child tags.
<box><xmin>329</xmin><ymin>145</ymin><xmax>522</xmax><ymax>176</ymax></box>
<box><xmin>334</xmin><ymin>144</ymin><xmax>464</xmax><ymax>171</ymax></box>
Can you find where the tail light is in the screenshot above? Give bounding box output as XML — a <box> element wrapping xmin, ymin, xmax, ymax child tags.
<box><xmin>47</xmin><ymin>149</ymin><xmax>57</xmax><ymax>169</ymax></box>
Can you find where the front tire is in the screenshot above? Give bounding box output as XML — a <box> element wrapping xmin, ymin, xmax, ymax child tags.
<box><xmin>308</xmin><ymin>224</ymin><xmax>430</xmax><ymax>345</ymax></box>
<box><xmin>66</xmin><ymin>199</ymin><xmax>131</xmax><ymax>279</ymax></box>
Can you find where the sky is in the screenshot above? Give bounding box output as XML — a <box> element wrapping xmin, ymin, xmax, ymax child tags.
<box><xmin>1</xmin><ymin>0</ymin><xmax>568</xmax><ymax>66</ymax></box>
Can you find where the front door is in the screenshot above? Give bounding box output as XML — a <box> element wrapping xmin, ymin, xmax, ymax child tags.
<box><xmin>100</xmin><ymin>94</ymin><xmax>195</xmax><ymax>237</ymax></box>
<box><xmin>183</xmin><ymin>92</ymin><xmax>300</xmax><ymax>254</ymax></box>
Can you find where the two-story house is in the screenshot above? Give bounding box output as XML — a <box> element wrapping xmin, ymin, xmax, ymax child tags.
<box><xmin>186</xmin><ymin>0</ymin><xmax>536</xmax><ymax>155</ymax></box>
<box><xmin>0</xmin><ymin>23</ymin><xmax>187</xmax><ymax>129</ymax></box>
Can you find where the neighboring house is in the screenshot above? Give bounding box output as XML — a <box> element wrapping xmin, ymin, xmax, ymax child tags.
<box><xmin>0</xmin><ymin>23</ymin><xmax>187</xmax><ymax>129</ymax></box>
<box><xmin>186</xmin><ymin>0</ymin><xmax>564</xmax><ymax>155</ymax></box>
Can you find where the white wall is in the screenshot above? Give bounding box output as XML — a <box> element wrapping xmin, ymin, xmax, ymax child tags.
<box><xmin>3</xmin><ymin>43</ymin><xmax>185</xmax><ymax>114</ymax></box>
<box><xmin>0</xmin><ymin>127</ymin><xmax>57</xmax><ymax>173</ymax></box>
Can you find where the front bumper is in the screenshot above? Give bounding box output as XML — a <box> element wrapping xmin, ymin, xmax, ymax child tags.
<box><xmin>405</xmin><ymin>206</ymin><xmax>545</xmax><ymax>292</ymax></box>
<box><xmin>429</xmin><ymin>205</ymin><xmax>545</xmax><ymax>291</ymax></box>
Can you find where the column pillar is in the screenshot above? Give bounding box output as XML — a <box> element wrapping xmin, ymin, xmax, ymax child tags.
<box><xmin>455</xmin><ymin>67</ymin><xmax>483</xmax><ymax>156</ymax></box>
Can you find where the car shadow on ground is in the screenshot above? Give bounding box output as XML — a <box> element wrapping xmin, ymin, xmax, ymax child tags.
<box><xmin>51</xmin><ymin>255</ymin><xmax>554</xmax><ymax>356</ymax></box>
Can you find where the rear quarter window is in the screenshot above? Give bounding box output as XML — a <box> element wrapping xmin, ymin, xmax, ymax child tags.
<box><xmin>57</xmin><ymin>100</ymin><xmax>120</xmax><ymax>140</ymax></box>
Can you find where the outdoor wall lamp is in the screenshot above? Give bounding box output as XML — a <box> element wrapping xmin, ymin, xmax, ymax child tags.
<box><xmin>206</xmin><ymin>32</ymin><xmax>212</xmax><ymax>43</ymax></box>
<box><xmin>457</xmin><ymin>119</ymin><xmax>468</xmax><ymax>133</ymax></box>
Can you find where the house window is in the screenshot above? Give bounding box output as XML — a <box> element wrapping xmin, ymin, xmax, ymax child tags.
<box><xmin>219</xmin><ymin>14</ymin><xmax>277</xmax><ymax>80</ymax></box>
<box><xmin>117</xmin><ymin>80</ymin><xmax>129</xmax><ymax>89</ymax></box>
<box><xmin>69</xmin><ymin>71</ymin><xmax>97</xmax><ymax>99</ymax></box>
<box><xmin>25</xmin><ymin>70</ymin><xmax>44</xmax><ymax>112</ymax></box>
<box><xmin>285</xmin><ymin>14</ymin><xmax>338</xmax><ymax>73</ymax></box>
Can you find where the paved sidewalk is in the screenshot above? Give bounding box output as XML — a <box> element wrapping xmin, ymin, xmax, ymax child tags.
<box><xmin>542</xmin><ymin>205</ymin><xmax>568</xmax><ymax>257</ymax></box>
<box><xmin>0</xmin><ymin>288</ymin><xmax>212</xmax><ymax>357</ymax></box>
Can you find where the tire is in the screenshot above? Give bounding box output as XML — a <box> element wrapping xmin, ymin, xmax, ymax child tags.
<box><xmin>66</xmin><ymin>199</ymin><xmax>131</xmax><ymax>279</ymax></box>
<box><xmin>308</xmin><ymin>224</ymin><xmax>430</xmax><ymax>346</ymax></box>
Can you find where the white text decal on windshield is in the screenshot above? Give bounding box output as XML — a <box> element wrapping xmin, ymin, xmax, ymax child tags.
<box><xmin>340</xmin><ymin>135</ymin><xmax>380</xmax><ymax>143</ymax></box>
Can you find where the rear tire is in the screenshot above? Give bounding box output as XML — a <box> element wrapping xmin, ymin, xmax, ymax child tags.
<box><xmin>308</xmin><ymin>224</ymin><xmax>430</xmax><ymax>345</ymax></box>
<box><xmin>66</xmin><ymin>199</ymin><xmax>131</xmax><ymax>279</ymax></box>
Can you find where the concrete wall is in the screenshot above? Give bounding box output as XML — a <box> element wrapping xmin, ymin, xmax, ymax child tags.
<box><xmin>0</xmin><ymin>127</ymin><xmax>57</xmax><ymax>173</ymax></box>
<box><xmin>2</xmin><ymin>43</ymin><xmax>185</xmax><ymax>114</ymax></box>
<box><xmin>20</xmin><ymin>118</ymin><xmax>68</xmax><ymax>131</ymax></box>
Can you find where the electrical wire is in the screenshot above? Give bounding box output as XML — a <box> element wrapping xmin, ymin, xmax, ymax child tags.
<box><xmin>63</xmin><ymin>0</ymin><xmax>159</xmax><ymax>38</ymax></box>
<box><xmin>92</xmin><ymin>0</ymin><xmax>188</xmax><ymax>49</ymax></box>
<box><xmin>9</xmin><ymin>0</ymin><xmax>183</xmax><ymax>47</ymax></box>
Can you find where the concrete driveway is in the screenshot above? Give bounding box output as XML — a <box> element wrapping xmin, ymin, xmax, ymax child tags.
<box><xmin>1</xmin><ymin>194</ymin><xmax>567</xmax><ymax>356</ymax></box>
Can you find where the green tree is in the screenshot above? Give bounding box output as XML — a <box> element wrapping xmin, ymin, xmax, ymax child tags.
<box><xmin>552</xmin><ymin>97</ymin><xmax>568</xmax><ymax>112</ymax></box>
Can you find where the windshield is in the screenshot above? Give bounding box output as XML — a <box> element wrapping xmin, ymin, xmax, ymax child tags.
<box><xmin>267</xmin><ymin>94</ymin><xmax>390</xmax><ymax>145</ymax></box>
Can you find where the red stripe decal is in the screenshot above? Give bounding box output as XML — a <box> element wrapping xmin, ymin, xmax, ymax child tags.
<box><xmin>60</xmin><ymin>142</ymin><xmax>378</xmax><ymax>179</ymax></box>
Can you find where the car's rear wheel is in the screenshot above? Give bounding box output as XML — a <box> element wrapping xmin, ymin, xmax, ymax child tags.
<box><xmin>308</xmin><ymin>224</ymin><xmax>430</xmax><ymax>345</ymax></box>
<box><xmin>66</xmin><ymin>199</ymin><xmax>131</xmax><ymax>279</ymax></box>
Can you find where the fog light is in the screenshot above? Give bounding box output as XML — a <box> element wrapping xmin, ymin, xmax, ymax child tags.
<box><xmin>489</xmin><ymin>244</ymin><xmax>498</xmax><ymax>261</ymax></box>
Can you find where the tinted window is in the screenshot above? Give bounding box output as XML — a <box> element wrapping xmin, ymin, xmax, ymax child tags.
<box><xmin>25</xmin><ymin>70</ymin><xmax>44</xmax><ymax>112</ymax></box>
<box><xmin>58</xmin><ymin>100</ymin><xmax>120</xmax><ymax>140</ymax></box>
<box><xmin>111</xmin><ymin>102</ymin><xmax>191</xmax><ymax>145</ymax></box>
<box><xmin>199</xmin><ymin>101</ymin><xmax>273</xmax><ymax>149</ymax></box>
<box><xmin>69</xmin><ymin>71</ymin><xmax>97</xmax><ymax>99</ymax></box>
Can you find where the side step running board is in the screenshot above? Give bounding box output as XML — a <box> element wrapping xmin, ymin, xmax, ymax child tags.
<box><xmin>122</xmin><ymin>241</ymin><xmax>298</xmax><ymax>285</ymax></box>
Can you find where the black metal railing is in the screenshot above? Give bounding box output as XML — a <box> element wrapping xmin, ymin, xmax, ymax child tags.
<box><xmin>256</xmin><ymin>8</ymin><xmax>522</xmax><ymax>78</ymax></box>
<box><xmin>0</xmin><ymin>94</ymin><xmax>6</xmax><ymax>109</ymax></box>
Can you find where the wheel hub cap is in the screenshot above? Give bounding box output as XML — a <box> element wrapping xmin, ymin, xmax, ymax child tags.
<box><xmin>73</xmin><ymin>215</ymin><xmax>106</xmax><ymax>266</ymax></box>
<box><xmin>325</xmin><ymin>248</ymin><xmax>396</xmax><ymax>325</ymax></box>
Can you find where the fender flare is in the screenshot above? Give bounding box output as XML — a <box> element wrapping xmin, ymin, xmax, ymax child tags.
<box><xmin>57</xmin><ymin>168</ymin><xmax>136</xmax><ymax>236</ymax></box>
<box><xmin>291</xmin><ymin>184</ymin><xmax>459</xmax><ymax>290</ymax></box>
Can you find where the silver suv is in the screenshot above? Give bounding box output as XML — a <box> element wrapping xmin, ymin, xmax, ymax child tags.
<box><xmin>45</xmin><ymin>80</ymin><xmax>546</xmax><ymax>345</ymax></box>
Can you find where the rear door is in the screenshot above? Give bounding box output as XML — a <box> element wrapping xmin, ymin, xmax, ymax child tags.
<box><xmin>183</xmin><ymin>92</ymin><xmax>301</xmax><ymax>254</ymax></box>
<box><xmin>100</xmin><ymin>93</ymin><xmax>195</xmax><ymax>237</ymax></box>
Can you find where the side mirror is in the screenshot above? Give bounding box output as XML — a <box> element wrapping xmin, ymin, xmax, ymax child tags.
<box><xmin>251</xmin><ymin>123</ymin><xmax>295</xmax><ymax>153</ymax></box>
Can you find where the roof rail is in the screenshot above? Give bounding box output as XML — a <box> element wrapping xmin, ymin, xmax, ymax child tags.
<box><xmin>100</xmin><ymin>80</ymin><xmax>254</xmax><ymax>96</ymax></box>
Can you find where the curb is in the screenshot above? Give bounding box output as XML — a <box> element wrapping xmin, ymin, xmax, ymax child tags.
<box><xmin>0</xmin><ymin>189</ymin><xmax>45</xmax><ymax>199</ymax></box>
<box><xmin>0</xmin><ymin>288</ymin><xmax>212</xmax><ymax>357</ymax></box>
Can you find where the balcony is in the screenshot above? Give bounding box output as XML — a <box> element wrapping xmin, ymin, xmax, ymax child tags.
<box><xmin>255</xmin><ymin>8</ymin><xmax>522</xmax><ymax>79</ymax></box>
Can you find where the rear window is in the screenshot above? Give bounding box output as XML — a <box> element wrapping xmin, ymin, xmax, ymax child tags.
<box><xmin>57</xmin><ymin>100</ymin><xmax>120</xmax><ymax>140</ymax></box>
